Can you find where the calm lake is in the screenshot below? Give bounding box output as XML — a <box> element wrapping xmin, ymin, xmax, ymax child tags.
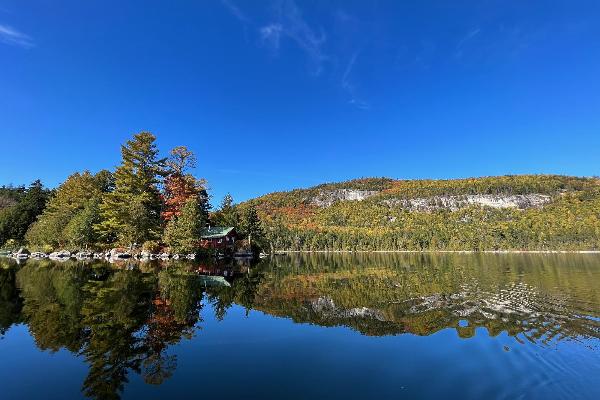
<box><xmin>0</xmin><ymin>253</ymin><xmax>599</xmax><ymax>399</ymax></box>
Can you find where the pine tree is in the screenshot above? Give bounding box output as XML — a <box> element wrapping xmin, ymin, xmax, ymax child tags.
<box><xmin>96</xmin><ymin>132</ymin><xmax>164</xmax><ymax>247</ymax></box>
<box><xmin>242</xmin><ymin>204</ymin><xmax>264</xmax><ymax>251</ymax></box>
<box><xmin>163</xmin><ymin>197</ymin><xmax>204</xmax><ymax>253</ymax></box>
<box><xmin>0</xmin><ymin>180</ymin><xmax>50</xmax><ymax>245</ymax></box>
<box><xmin>213</xmin><ymin>193</ymin><xmax>238</xmax><ymax>227</ymax></box>
<box><xmin>221</xmin><ymin>193</ymin><xmax>233</xmax><ymax>212</ymax></box>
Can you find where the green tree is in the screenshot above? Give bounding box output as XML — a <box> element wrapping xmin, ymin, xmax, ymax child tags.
<box><xmin>26</xmin><ymin>171</ymin><xmax>109</xmax><ymax>249</ymax></box>
<box><xmin>212</xmin><ymin>193</ymin><xmax>238</xmax><ymax>227</ymax></box>
<box><xmin>221</xmin><ymin>193</ymin><xmax>233</xmax><ymax>210</ymax></box>
<box><xmin>80</xmin><ymin>270</ymin><xmax>156</xmax><ymax>400</ymax></box>
<box><xmin>242</xmin><ymin>204</ymin><xmax>264</xmax><ymax>251</ymax></box>
<box><xmin>96</xmin><ymin>132</ymin><xmax>164</xmax><ymax>247</ymax></box>
<box><xmin>0</xmin><ymin>180</ymin><xmax>50</xmax><ymax>246</ymax></box>
<box><xmin>163</xmin><ymin>197</ymin><xmax>204</xmax><ymax>253</ymax></box>
<box><xmin>63</xmin><ymin>198</ymin><xmax>102</xmax><ymax>248</ymax></box>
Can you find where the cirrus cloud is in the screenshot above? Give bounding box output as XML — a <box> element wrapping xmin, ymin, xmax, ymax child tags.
<box><xmin>0</xmin><ymin>23</ymin><xmax>33</xmax><ymax>48</ymax></box>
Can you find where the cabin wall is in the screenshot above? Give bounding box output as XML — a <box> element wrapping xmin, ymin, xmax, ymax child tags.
<box><xmin>199</xmin><ymin>232</ymin><xmax>236</xmax><ymax>249</ymax></box>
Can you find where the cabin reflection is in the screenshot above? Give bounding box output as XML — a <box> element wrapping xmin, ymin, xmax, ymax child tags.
<box><xmin>194</xmin><ymin>258</ymin><xmax>251</xmax><ymax>280</ymax></box>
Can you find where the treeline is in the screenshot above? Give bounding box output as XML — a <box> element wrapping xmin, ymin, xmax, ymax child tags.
<box><xmin>0</xmin><ymin>181</ymin><xmax>51</xmax><ymax>248</ymax></box>
<box><xmin>240</xmin><ymin>176</ymin><xmax>600</xmax><ymax>251</ymax></box>
<box><xmin>381</xmin><ymin>175</ymin><xmax>596</xmax><ymax>198</ymax></box>
<box><xmin>0</xmin><ymin>132</ymin><xmax>263</xmax><ymax>253</ymax></box>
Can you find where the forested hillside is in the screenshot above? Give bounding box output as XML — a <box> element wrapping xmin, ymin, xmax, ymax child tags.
<box><xmin>238</xmin><ymin>175</ymin><xmax>600</xmax><ymax>251</ymax></box>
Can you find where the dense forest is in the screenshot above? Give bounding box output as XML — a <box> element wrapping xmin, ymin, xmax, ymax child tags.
<box><xmin>237</xmin><ymin>175</ymin><xmax>600</xmax><ymax>251</ymax></box>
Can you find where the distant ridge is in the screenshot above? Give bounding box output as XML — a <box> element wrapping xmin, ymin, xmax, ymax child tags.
<box><xmin>237</xmin><ymin>175</ymin><xmax>600</xmax><ymax>251</ymax></box>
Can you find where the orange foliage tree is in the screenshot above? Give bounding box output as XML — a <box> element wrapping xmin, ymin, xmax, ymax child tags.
<box><xmin>161</xmin><ymin>146</ymin><xmax>209</xmax><ymax>223</ymax></box>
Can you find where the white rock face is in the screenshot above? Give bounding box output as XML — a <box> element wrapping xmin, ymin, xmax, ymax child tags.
<box><xmin>312</xmin><ymin>189</ymin><xmax>380</xmax><ymax>207</ymax></box>
<box><xmin>384</xmin><ymin>194</ymin><xmax>552</xmax><ymax>211</ymax></box>
<box><xmin>310</xmin><ymin>189</ymin><xmax>552</xmax><ymax>211</ymax></box>
<box><xmin>311</xmin><ymin>297</ymin><xmax>385</xmax><ymax>321</ymax></box>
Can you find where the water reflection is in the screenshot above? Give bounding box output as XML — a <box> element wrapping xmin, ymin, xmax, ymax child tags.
<box><xmin>261</xmin><ymin>254</ymin><xmax>600</xmax><ymax>343</ymax></box>
<box><xmin>0</xmin><ymin>253</ymin><xmax>599</xmax><ymax>399</ymax></box>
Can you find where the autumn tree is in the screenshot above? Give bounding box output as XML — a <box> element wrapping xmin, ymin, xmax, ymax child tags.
<box><xmin>96</xmin><ymin>132</ymin><xmax>164</xmax><ymax>247</ymax></box>
<box><xmin>162</xmin><ymin>146</ymin><xmax>209</xmax><ymax>223</ymax></box>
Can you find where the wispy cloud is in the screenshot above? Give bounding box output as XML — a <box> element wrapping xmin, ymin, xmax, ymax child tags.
<box><xmin>221</xmin><ymin>1</ymin><xmax>368</xmax><ymax>108</ymax></box>
<box><xmin>260</xmin><ymin>23</ymin><xmax>283</xmax><ymax>50</ymax></box>
<box><xmin>220</xmin><ymin>0</ymin><xmax>250</xmax><ymax>23</ymax></box>
<box><xmin>0</xmin><ymin>23</ymin><xmax>33</xmax><ymax>48</ymax></box>
<box><xmin>341</xmin><ymin>50</ymin><xmax>369</xmax><ymax>109</ymax></box>
<box><xmin>222</xmin><ymin>0</ymin><xmax>326</xmax><ymax>74</ymax></box>
<box><xmin>262</xmin><ymin>0</ymin><xmax>327</xmax><ymax>75</ymax></box>
<box><xmin>455</xmin><ymin>28</ymin><xmax>481</xmax><ymax>58</ymax></box>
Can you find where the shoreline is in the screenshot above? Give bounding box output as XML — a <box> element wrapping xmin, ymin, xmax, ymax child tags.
<box><xmin>273</xmin><ymin>250</ymin><xmax>600</xmax><ymax>254</ymax></box>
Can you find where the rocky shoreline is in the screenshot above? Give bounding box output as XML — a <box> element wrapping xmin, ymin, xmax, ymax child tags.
<box><xmin>0</xmin><ymin>247</ymin><xmax>198</xmax><ymax>262</ymax></box>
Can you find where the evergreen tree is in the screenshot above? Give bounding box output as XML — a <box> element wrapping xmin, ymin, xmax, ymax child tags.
<box><xmin>0</xmin><ymin>180</ymin><xmax>50</xmax><ymax>246</ymax></box>
<box><xmin>221</xmin><ymin>193</ymin><xmax>233</xmax><ymax>211</ymax></box>
<box><xmin>163</xmin><ymin>197</ymin><xmax>204</xmax><ymax>254</ymax></box>
<box><xmin>96</xmin><ymin>132</ymin><xmax>164</xmax><ymax>247</ymax></box>
<box><xmin>0</xmin><ymin>185</ymin><xmax>25</xmax><ymax>210</ymax></box>
<box><xmin>242</xmin><ymin>204</ymin><xmax>264</xmax><ymax>251</ymax></box>
<box><xmin>213</xmin><ymin>193</ymin><xmax>238</xmax><ymax>227</ymax></box>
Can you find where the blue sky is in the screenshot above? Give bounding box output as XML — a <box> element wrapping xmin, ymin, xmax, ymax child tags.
<box><xmin>1</xmin><ymin>1</ymin><xmax>599</xmax><ymax>203</ymax></box>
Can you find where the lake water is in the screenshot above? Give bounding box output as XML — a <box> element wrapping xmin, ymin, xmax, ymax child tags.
<box><xmin>0</xmin><ymin>253</ymin><xmax>599</xmax><ymax>399</ymax></box>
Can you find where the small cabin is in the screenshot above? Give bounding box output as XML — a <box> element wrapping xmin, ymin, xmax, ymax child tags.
<box><xmin>199</xmin><ymin>227</ymin><xmax>236</xmax><ymax>250</ymax></box>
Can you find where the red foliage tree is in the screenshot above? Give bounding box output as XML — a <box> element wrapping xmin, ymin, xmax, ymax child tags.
<box><xmin>161</xmin><ymin>146</ymin><xmax>209</xmax><ymax>222</ymax></box>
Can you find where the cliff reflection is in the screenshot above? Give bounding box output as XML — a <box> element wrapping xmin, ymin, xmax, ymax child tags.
<box><xmin>247</xmin><ymin>253</ymin><xmax>600</xmax><ymax>341</ymax></box>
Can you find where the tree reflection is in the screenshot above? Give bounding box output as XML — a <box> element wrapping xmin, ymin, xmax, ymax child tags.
<box><xmin>240</xmin><ymin>253</ymin><xmax>600</xmax><ymax>342</ymax></box>
<box><xmin>0</xmin><ymin>262</ymin><xmax>22</xmax><ymax>337</ymax></box>
<box><xmin>139</xmin><ymin>267</ymin><xmax>203</xmax><ymax>386</ymax></box>
<box><xmin>16</xmin><ymin>261</ymin><xmax>88</xmax><ymax>351</ymax></box>
<box><xmin>1</xmin><ymin>253</ymin><xmax>598</xmax><ymax>399</ymax></box>
<box><xmin>8</xmin><ymin>260</ymin><xmax>206</xmax><ymax>400</ymax></box>
<box><xmin>80</xmin><ymin>269</ymin><xmax>155</xmax><ymax>399</ymax></box>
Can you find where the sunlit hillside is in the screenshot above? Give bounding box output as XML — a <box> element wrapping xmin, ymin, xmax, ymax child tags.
<box><xmin>240</xmin><ymin>175</ymin><xmax>600</xmax><ymax>251</ymax></box>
